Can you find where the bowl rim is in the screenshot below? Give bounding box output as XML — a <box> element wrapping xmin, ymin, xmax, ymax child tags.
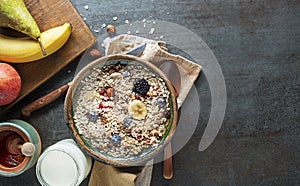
<box><xmin>64</xmin><ymin>54</ymin><xmax>178</xmax><ymax>166</ymax></box>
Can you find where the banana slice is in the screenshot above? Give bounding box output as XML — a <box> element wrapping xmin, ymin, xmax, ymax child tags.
<box><xmin>128</xmin><ymin>100</ymin><xmax>147</xmax><ymax>120</ymax></box>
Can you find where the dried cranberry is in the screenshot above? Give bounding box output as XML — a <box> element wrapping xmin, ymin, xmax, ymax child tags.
<box><xmin>98</xmin><ymin>102</ymin><xmax>104</xmax><ymax>108</ymax></box>
<box><xmin>146</xmin><ymin>138</ymin><xmax>151</xmax><ymax>143</ymax></box>
<box><xmin>135</xmin><ymin>95</ymin><xmax>141</xmax><ymax>100</ymax></box>
<box><xmin>136</xmin><ymin>136</ymin><xmax>142</xmax><ymax>142</ymax></box>
<box><xmin>99</xmin><ymin>88</ymin><xmax>105</xmax><ymax>95</ymax></box>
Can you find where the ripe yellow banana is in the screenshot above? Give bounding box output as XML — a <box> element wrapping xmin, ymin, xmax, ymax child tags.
<box><xmin>0</xmin><ymin>23</ymin><xmax>72</xmax><ymax>63</ymax></box>
<box><xmin>128</xmin><ymin>100</ymin><xmax>147</xmax><ymax>120</ymax></box>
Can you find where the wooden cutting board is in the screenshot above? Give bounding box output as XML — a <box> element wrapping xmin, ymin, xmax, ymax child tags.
<box><xmin>0</xmin><ymin>0</ymin><xmax>96</xmax><ymax>116</ymax></box>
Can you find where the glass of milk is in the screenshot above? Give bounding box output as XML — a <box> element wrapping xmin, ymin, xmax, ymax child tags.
<box><xmin>36</xmin><ymin>139</ymin><xmax>92</xmax><ymax>186</ymax></box>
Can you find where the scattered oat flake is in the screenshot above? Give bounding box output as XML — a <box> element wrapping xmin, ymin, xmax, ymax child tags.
<box><xmin>143</xmin><ymin>23</ymin><xmax>147</xmax><ymax>28</ymax></box>
<box><xmin>84</xmin><ymin>5</ymin><xmax>89</xmax><ymax>10</ymax></box>
<box><xmin>94</xmin><ymin>29</ymin><xmax>100</xmax><ymax>33</ymax></box>
<box><xmin>149</xmin><ymin>28</ymin><xmax>155</xmax><ymax>35</ymax></box>
<box><xmin>160</xmin><ymin>35</ymin><xmax>164</xmax><ymax>39</ymax></box>
<box><xmin>135</xmin><ymin>30</ymin><xmax>139</xmax><ymax>34</ymax></box>
<box><xmin>125</xmin><ymin>20</ymin><xmax>129</xmax><ymax>24</ymax></box>
<box><xmin>142</xmin><ymin>19</ymin><xmax>146</xmax><ymax>22</ymax></box>
<box><xmin>101</xmin><ymin>23</ymin><xmax>106</xmax><ymax>28</ymax></box>
<box><xmin>113</xmin><ymin>16</ymin><xmax>118</xmax><ymax>21</ymax></box>
<box><xmin>166</xmin><ymin>12</ymin><xmax>170</xmax><ymax>15</ymax></box>
<box><xmin>83</xmin><ymin>17</ymin><xmax>87</xmax><ymax>20</ymax></box>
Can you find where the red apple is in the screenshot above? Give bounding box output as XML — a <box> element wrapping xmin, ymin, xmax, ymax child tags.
<box><xmin>0</xmin><ymin>63</ymin><xmax>22</xmax><ymax>106</ymax></box>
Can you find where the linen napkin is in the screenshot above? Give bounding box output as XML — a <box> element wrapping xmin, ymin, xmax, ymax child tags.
<box><xmin>88</xmin><ymin>34</ymin><xmax>202</xmax><ymax>186</ymax></box>
<box><xmin>88</xmin><ymin>160</ymin><xmax>153</xmax><ymax>186</ymax></box>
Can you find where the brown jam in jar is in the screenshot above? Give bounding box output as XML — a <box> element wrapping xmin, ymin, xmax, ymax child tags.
<box><xmin>0</xmin><ymin>131</ymin><xmax>25</xmax><ymax>168</ymax></box>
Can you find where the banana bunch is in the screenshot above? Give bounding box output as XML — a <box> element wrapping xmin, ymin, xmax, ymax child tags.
<box><xmin>128</xmin><ymin>100</ymin><xmax>147</xmax><ymax>120</ymax></box>
<box><xmin>0</xmin><ymin>23</ymin><xmax>72</xmax><ymax>63</ymax></box>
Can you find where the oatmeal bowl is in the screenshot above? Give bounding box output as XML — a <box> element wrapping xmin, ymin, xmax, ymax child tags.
<box><xmin>64</xmin><ymin>54</ymin><xmax>178</xmax><ymax>166</ymax></box>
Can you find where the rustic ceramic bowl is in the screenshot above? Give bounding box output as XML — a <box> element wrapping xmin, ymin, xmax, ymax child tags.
<box><xmin>64</xmin><ymin>54</ymin><xmax>178</xmax><ymax>166</ymax></box>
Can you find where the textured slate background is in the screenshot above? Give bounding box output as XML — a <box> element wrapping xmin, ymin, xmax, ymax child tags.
<box><xmin>1</xmin><ymin>0</ymin><xmax>299</xmax><ymax>185</ymax></box>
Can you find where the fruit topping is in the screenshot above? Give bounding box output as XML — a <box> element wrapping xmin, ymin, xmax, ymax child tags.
<box><xmin>132</xmin><ymin>78</ymin><xmax>150</xmax><ymax>95</ymax></box>
<box><xmin>111</xmin><ymin>133</ymin><xmax>121</xmax><ymax>144</ymax></box>
<box><xmin>122</xmin><ymin>71</ymin><xmax>131</xmax><ymax>78</ymax></box>
<box><xmin>165</xmin><ymin>110</ymin><xmax>171</xmax><ymax>119</ymax></box>
<box><xmin>99</xmin><ymin>88</ymin><xmax>105</xmax><ymax>95</ymax></box>
<box><xmin>106</xmin><ymin>87</ymin><xmax>113</xmax><ymax>97</ymax></box>
<box><xmin>123</xmin><ymin>117</ymin><xmax>133</xmax><ymax>127</ymax></box>
<box><xmin>87</xmin><ymin>112</ymin><xmax>98</xmax><ymax>122</ymax></box>
<box><xmin>157</xmin><ymin>97</ymin><xmax>166</xmax><ymax>108</ymax></box>
<box><xmin>128</xmin><ymin>100</ymin><xmax>147</xmax><ymax>120</ymax></box>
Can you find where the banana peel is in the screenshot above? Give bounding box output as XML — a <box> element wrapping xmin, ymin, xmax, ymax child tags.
<box><xmin>0</xmin><ymin>23</ymin><xmax>72</xmax><ymax>63</ymax></box>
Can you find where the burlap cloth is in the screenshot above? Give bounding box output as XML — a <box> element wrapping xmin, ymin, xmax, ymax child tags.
<box><xmin>88</xmin><ymin>34</ymin><xmax>202</xmax><ymax>186</ymax></box>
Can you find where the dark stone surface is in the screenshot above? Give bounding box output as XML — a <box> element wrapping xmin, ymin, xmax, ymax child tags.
<box><xmin>1</xmin><ymin>0</ymin><xmax>299</xmax><ymax>185</ymax></box>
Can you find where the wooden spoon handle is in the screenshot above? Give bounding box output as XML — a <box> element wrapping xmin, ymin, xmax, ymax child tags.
<box><xmin>21</xmin><ymin>83</ymin><xmax>70</xmax><ymax>116</ymax></box>
<box><xmin>163</xmin><ymin>142</ymin><xmax>173</xmax><ymax>179</ymax></box>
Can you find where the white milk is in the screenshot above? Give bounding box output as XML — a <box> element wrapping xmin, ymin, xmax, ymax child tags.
<box><xmin>36</xmin><ymin>139</ymin><xmax>92</xmax><ymax>186</ymax></box>
<box><xmin>40</xmin><ymin>151</ymin><xmax>78</xmax><ymax>186</ymax></box>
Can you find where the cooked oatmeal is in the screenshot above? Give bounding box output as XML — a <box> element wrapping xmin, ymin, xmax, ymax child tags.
<box><xmin>73</xmin><ymin>60</ymin><xmax>173</xmax><ymax>158</ymax></box>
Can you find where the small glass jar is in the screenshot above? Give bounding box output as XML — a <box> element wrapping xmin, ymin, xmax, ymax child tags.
<box><xmin>36</xmin><ymin>139</ymin><xmax>92</xmax><ymax>186</ymax></box>
<box><xmin>0</xmin><ymin>119</ymin><xmax>42</xmax><ymax>177</ymax></box>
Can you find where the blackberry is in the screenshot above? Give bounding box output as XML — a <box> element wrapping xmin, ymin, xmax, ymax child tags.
<box><xmin>133</xmin><ymin>78</ymin><xmax>150</xmax><ymax>95</ymax></box>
